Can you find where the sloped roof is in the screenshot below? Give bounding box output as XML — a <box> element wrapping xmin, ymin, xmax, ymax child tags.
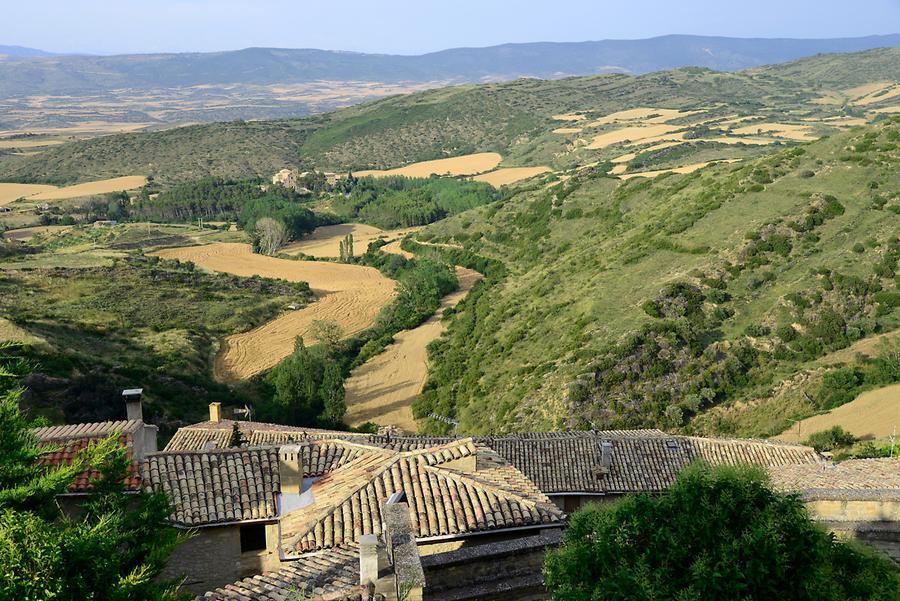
<box><xmin>279</xmin><ymin>439</ymin><xmax>564</xmax><ymax>556</ymax></box>
<box><xmin>164</xmin><ymin>420</ymin><xmax>366</xmax><ymax>452</ymax></box>
<box><xmin>198</xmin><ymin>545</ymin><xmax>364</xmax><ymax>601</ymax></box>
<box><xmin>34</xmin><ymin>420</ymin><xmax>144</xmax><ymax>442</ymax></box>
<box><xmin>769</xmin><ymin>458</ymin><xmax>900</xmax><ymax>500</ymax></box>
<box><xmin>601</xmin><ymin>436</ymin><xmax>824</xmax><ymax>494</ymax></box>
<box><xmin>143</xmin><ymin>447</ymin><xmax>281</xmax><ymax>526</ymax></box>
<box><xmin>34</xmin><ymin>420</ymin><xmax>145</xmax><ymax>492</ymax></box>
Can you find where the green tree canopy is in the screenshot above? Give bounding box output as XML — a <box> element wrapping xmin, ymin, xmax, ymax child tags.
<box><xmin>544</xmin><ymin>463</ymin><xmax>900</xmax><ymax>601</ymax></box>
<box><xmin>0</xmin><ymin>342</ymin><xmax>187</xmax><ymax>600</ymax></box>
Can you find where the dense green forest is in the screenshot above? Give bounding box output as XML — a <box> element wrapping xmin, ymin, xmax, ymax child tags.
<box><xmin>331</xmin><ymin>175</ymin><xmax>498</xmax><ymax>228</ymax></box>
<box><xmin>411</xmin><ymin>119</ymin><xmax>900</xmax><ymax>437</ymax></box>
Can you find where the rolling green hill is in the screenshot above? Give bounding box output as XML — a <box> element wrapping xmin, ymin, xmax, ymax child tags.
<box><xmin>3</xmin><ymin>46</ymin><xmax>900</xmax><ymax>185</ymax></box>
<box><xmin>409</xmin><ymin>119</ymin><xmax>899</xmax><ymax>437</ymax></box>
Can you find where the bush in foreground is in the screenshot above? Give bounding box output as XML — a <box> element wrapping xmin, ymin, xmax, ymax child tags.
<box><xmin>544</xmin><ymin>464</ymin><xmax>899</xmax><ymax>601</ymax></box>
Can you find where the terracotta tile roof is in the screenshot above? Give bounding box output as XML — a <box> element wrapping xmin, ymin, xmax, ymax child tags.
<box><xmin>600</xmin><ymin>436</ymin><xmax>825</xmax><ymax>494</ymax></box>
<box><xmin>38</xmin><ymin>435</ymin><xmax>143</xmax><ymax>492</ymax></box>
<box><xmin>769</xmin><ymin>458</ymin><xmax>900</xmax><ymax>499</ymax></box>
<box><xmin>143</xmin><ymin>447</ymin><xmax>281</xmax><ymax>527</ymax></box>
<box><xmin>33</xmin><ymin>420</ymin><xmax>143</xmax><ymax>442</ymax></box>
<box><xmin>198</xmin><ymin>545</ymin><xmax>364</xmax><ymax>601</ymax></box>
<box><xmin>279</xmin><ymin>439</ymin><xmax>564</xmax><ymax>556</ymax></box>
<box><xmin>164</xmin><ymin>420</ymin><xmax>366</xmax><ymax>452</ymax></box>
<box><xmin>34</xmin><ymin>420</ymin><xmax>145</xmax><ymax>493</ymax></box>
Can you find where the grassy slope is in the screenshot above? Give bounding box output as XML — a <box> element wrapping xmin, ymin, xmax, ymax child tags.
<box><xmin>0</xmin><ymin>225</ymin><xmax>312</xmax><ymax>433</ymax></box>
<box><xmin>5</xmin><ymin>47</ymin><xmax>899</xmax><ymax>185</ymax></box>
<box><xmin>412</xmin><ymin>120</ymin><xmax>899</xmax><ymax>436</ymax></box>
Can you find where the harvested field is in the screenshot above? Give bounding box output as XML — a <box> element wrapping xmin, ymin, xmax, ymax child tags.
<box><xmin>28</xmin><ymin>176</ymin><xmax>148</xmax><ymax>201</ymax></box>
<box><xmin>731</xmin><ymin>123</ymin><xmax>816</xmax><ymax>141</ymax></box>
<box><xmin>282</xmin><ymin>223</ymin><xmax>421</xmax><ymax>258</ymax></box>
<box><xmin>472</xmin><ymin>166</ymin><xmax>551</xmax><ymax>187</ymax></box>
<box><xmin>2</xmin><ymin>225</ymin><xmax>71</xmax><ymax>241</ymax></box>
<box><xmin>151</xmin><ymin>243</ymin><xmax>397</xmax><ymax>381</ymax></box>
<box><xmin>586</xmin><ymin>124</ymin><xmax>682</xmax><ymax>150</ymax></box>
<box><xmin>0</xmin><ymin>183</ymin><xmax>57</xmax><ymax>206</ymax></box>
<box><xmin>355</xmin><ymin>153</ymin><xmax>501</xmax><ymax>178</ymax></box>
<box><xmin>0</xmin><ymin>139</ymin><xmax>64</xmax><ymax>149</ymax></box>
<box><xmin>856</xmin><ymin>86</ymin><xmax>900</xmax><ymax>106</ymax></box>
<box><xmin>775</xmin><ymin>383</ymin><xmax>900</xmax><ymax>442</ymax></box>
<box><xmin>592</xmin><ymin>107</ymin><xmax>681</xmax><ymax>126</ymax></box>
<box><xmin>552</xmin><ymin>127</ymin><xmax>583</xmax><ymax>134</ymax></box>
<box><xmin>345</xmin><ymin>266</ymin><xmax>483</xmax><ymax>432</ymax></box>
<box><xmin>872</xmin><ymin>105</ymin><xmax>900</xmax><ymax>114</ymax></box>
<box><xmin>619</xmin><ymin>160</ymin><xmax>738</xmax><ymax>180</ymax></box>
<box><xmin>552</xmin><ymin>113</ymin><xmax>586</xmax><ymax>121</ymax></box>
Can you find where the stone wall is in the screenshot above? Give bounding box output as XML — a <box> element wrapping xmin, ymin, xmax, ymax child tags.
<box><xmin>162</xmin><ymin>522</ymin><xmax>282</xmax><ymax>595</ymax></box>
<box><xmin>420</xmin><ymin>531</ymin><xmax>562</xmax><ymax>601</ymax></box>
<box><xmin>804</xmin><ymin>496</ymin><xmax>900</xmax><ymax>565</ymax></box>
<box><xmin>163</xmin><ymin>525</ymin><xmax>242</xmax><ymax>594</ymax></box>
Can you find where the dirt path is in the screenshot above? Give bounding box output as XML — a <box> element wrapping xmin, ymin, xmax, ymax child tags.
<box><xmin>344</xmin><ymin>265</ymin><xmax>482</xmax><ymax>432</ymax></box>
<box><xmin>151</xmin><ymin>243</ymin><xmax>397</xmax><ymax>381</ymax></box>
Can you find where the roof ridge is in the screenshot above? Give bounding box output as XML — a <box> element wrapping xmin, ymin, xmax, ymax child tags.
<box><xmin>675</xmin><ymin>434</ymin><xmax>819</xmax><ymax>450</ymax></box>
<box><xmin>422</xmin><ymin>461</ymin><xmax>559</xmax><ymax>514</ymax></box>
<box><xmin>279</xmin><ymin>451</ymin><xmax>400</xmax><ymax>550</ymax></box>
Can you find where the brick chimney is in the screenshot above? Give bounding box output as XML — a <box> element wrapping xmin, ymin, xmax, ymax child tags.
<box><xmin>209</xmin><ymin>402</ymin><xmax>222</xmax><ymax>423</ymax></box>
<box><xmin>122</xmin><ymin>388</ymin><xmax>143</xmax><ymax>421</ymax></box>
<box><xmin>279</xmin><ymin>444</ymin><xmax>304</xmax><ymax>495</ymax></box>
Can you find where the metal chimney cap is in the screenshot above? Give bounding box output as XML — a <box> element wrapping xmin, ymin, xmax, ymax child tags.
<box><xmin>387</xmin><ymin>491</ymin><xmax>407</xmax><ymax>505</ymax></box>
<box><xmin>122</xmin><ymin>388</ymin><xmax>143</xmax><ymax>397</ymax></box>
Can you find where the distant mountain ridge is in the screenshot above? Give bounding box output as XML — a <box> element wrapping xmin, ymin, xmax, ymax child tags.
<box><xmin>0</xmin><ymin>45</ymin><xmax>56</xmax><ymax>58</ymax></box>
<box><xmin>1</xmin><ymin>34</ymin><xmax>899</xmax><ymax>97</ymax></box>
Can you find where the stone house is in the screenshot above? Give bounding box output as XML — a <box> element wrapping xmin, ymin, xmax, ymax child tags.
<box><xmin>272</xmin><ymin>169</ymin><xmax>297</xmax><ymax>189</ymax></box>
<box><xmin>144</xmin><ymin>434</ymin><xmax>564</xmax><ymax>594</ymax></box>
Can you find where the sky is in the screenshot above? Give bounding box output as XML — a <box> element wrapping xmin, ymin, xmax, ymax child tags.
<box><xmin>2</xmin><ymin>0</ymin><xmax>900</xmax><ymax>55</ymax></box>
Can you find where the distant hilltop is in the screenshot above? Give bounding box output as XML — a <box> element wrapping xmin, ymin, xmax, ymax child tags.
<box><xmin>1</xmin><ymin>34</ymin><xmax>900</xmax><ymax>97</ymax></box>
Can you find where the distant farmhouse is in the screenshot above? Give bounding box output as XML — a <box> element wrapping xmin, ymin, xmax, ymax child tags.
<box><xmin>34</xmin><ymin>398</ymin><xmax>900</xmax><ymax>600</ymax></box>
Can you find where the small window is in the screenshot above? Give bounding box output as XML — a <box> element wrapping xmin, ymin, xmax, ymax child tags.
<box><xmin>240</xmin><ymin>523</ymin><xmax>267</xmax><ymax>553</ymax></box>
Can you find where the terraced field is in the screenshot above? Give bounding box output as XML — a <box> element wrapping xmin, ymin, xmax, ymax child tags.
<box><xmin>152</xmin><ymin>242</ymin><xmax>397</xmax><ymax>381</ymax></box>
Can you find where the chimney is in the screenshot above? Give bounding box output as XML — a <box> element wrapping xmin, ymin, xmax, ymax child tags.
<box><xmin>598</xmin><ymin>441</ymin><xmax>613</xmax><ymax>475</ymax></box>
<box><xmin>359</xmin><ymin>534</ymin><xmax>380</xmax><ymax>586</ymax></box>
<box><xmin>122</xmin><ymin>388</ymin><xmax>143</xmax><ymax>422</ymax></box>
<box><xmin>209</xmin><ymin>402</ymin><xmax>222</xmax><ymax>423</ymax></box>
<box><xmin>278</xmin><ymin>444</ymin><xmax>304</xmax><ymax>495</ymax></box>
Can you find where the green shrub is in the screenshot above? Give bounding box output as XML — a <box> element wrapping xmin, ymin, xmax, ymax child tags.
<box><xmin>804</xmin><ymin>426</ymin><xmax>857</xmax><ymax>452</ymax></box>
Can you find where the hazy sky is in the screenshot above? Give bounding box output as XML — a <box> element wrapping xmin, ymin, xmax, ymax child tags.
<box><xmin>3</xmin><ymin>0</ymin><xmax>900</xmax><ymax>55</ymax></box>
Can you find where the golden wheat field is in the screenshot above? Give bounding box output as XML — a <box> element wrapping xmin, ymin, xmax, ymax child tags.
<box><xmin>344</xmin><ymin>266</ymin><xmax>483</xmax><ymax>431</ymax></box>
<box><xmin>282</xmin><ymin>223</ymin><xmax>421</xmax><ymax>258</ymax></box>
<box><xmin>586</xmin><ymin>124</ymin><xmax>682</xmax><ymax>150</ymax></box>
<box><xmin>730</xmin><ymin>123</ymin><xmax>816</xmax><ymax>141</ymax></box>
<box><xmin>0</xmin><ymin>183</ymin><xmax>59</xmax><ymax>206</ymax></box>
<box><xmin>618</xmin><ymin>159</ymin><xmax>739</xmax><ymax>180</ymax></box>
<box><xmin>355</xmin><ymin>152</ymin><xmax>502</xmax><ymax>178</ymax></box>
<box><xmin>552</xmin><ymin>113</ymin><xmax>586</xmax><ymax>121</ymax></box>
<box><xmin>472</xmin><ymin>166</ymin><xmax>551</xmax><ymax>187</ymax></box>
<box><xmin>27</xmin><ymin>176</ymin><xmax>148</xmax><ymax>201</ymax></box>
<box><xmin>151</xmin><ymin>243</ymin><xmax>397</xmax><ymax>381</ymax></box>
<box><xmin>775</xmin><ymin>383</ymin><xmax>900</xmax><ymax>442</ymax></box>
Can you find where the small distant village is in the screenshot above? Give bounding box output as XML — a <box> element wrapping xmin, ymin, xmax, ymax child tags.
<box><xmin>32</xmin><ymin>389</ymin><xmax>900</xmax><ymax>600</ymax></box>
